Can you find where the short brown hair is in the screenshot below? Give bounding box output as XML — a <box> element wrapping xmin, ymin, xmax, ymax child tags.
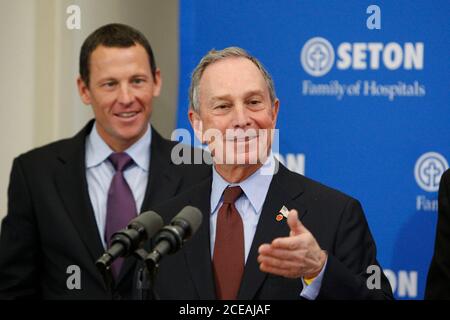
<box><xmin>79</xmin><ymin>23</ymin><xmax>157</xmax><ymax>87</ymax></box>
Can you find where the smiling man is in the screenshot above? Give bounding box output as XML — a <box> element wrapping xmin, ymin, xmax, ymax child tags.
<box><xmin>0</xmin><ymin>24</ymin><xmax>210</xmax><ymax>299</ymax></box>
<box><xmin>150</xmin><ymin>47</ymin><xmax>393</xmax><ymax>300</ymax></box>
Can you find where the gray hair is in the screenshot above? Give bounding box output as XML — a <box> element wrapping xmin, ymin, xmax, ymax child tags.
<box><xmin>189</xmin><ymin>47</ymin><xmax>277</xmax><ymax>112</ymax></box>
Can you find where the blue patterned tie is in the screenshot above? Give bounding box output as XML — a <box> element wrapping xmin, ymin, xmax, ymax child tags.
<box><xmin>105</xmin><ymin>152</ymin><xmax>137</xmax><ymax>279</ymax></box>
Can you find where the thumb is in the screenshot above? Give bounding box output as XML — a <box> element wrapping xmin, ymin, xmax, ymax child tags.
<box><xmin>287</xmin><ymin>209</ymin><xmax>308</xmax><ymax>236</ymax></box>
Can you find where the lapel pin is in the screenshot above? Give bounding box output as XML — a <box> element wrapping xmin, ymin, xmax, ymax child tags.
<box><xmin>276</xmin><ymin>205</ymin><xmax>290</xmax><ymax>221</ymax></box>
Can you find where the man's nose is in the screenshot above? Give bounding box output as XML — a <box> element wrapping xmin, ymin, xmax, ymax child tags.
<box><xmin>232</xmin><ymin>104</ymin><xmax>252</xmax><ymax>128</ymax></box>
<box><xmin>117</xmin><ymin>84</ymin><xmax>134</xmax><ymax>105</ymax></box>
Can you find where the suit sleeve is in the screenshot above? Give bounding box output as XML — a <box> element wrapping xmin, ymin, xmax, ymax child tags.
<box><xmin>425</xmin><ymin>169</ymin><xmax>450</xmax><ymax>299</ymax></box>
<box><xmin>0</xmin><ymin>158</ymin><xmax>41</xmax><ymax>299</ymax></box>
<box><xmin>317</xmin><ymin>198</ymin><xmax>394</xmax><ymax>300</ymax></box>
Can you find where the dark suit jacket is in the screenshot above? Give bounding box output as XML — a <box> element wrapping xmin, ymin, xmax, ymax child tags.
<box><xmin>425</xmin><ymin>168</ymin><xmax>450</xmax><ymax>299</ymax></box>
<box><xmin>148</xmin><ymin>163</ymin><xmax>393</xmax><ymax>300</ymax></box>
<box><xmin>0</xmin><ymin>120</ymin><xmax>211</xmax><ymax>299</ymax></box>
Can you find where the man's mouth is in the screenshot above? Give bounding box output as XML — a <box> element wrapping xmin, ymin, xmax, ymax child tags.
<box><xmin>115</xmin><ymin>111</ymin><xmax>139</xmax><ymax>118</ymax></box>
<box><xmin>225</xmin><ymin>132</ymin><xmax>259</xmax><ymax>142</ymax></box>
<box><xmin>232</xmin><ymin>136</ymin><xmax>257</xmax><ymax>142</ymax></box>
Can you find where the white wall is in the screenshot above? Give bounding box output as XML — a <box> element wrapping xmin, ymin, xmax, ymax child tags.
<box><xmin>0</xmin><ymin>0</ymin><xmax>36</xmax><ymax>221</ymax></box>
<box><xmin>0</xmin><ymin>0</ymin><xmax>179</xmax><ymax>222</ymax></box>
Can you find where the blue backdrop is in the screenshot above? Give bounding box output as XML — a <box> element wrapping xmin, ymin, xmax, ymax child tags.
<box><xmin>176</xmin><ymin>0</ymin><xmax>450</xmax><ymax>299</ymax></box>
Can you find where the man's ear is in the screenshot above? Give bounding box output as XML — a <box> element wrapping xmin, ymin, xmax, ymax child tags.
<box><xmin>152</xmin><ymin>68</ymin><xmax>162</xmax><ymax>97</ymax></box>
<box><xmin>271</xmin><ymin>98</ymin><xmax>280</xmax><ymax>127</ymax></box>
<box><xmin>77</xmin><ymin>77</ymin><xmax>91</xmax><ymax>105</ymax></box>
<box><xmin>188</xmin><ymin>107</ymin><xmax>204</xmax><ymax>143</ymax></box>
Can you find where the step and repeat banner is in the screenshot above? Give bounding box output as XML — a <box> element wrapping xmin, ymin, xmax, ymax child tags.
<box><xmin>176</xmin><ymin>0</ymin><xmax>450</xmax><ymax>299</ymax></box>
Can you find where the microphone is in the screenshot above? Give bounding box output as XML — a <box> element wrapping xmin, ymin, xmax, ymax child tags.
<box><xmin>96</xmin><ymin>211</ymin><xmax>163</xmax><ymax>274</ymax></box>
<box><xmin>145</xmin><ymin>206</ymin><xmax>202</xmax><ymax>270</ymax></box>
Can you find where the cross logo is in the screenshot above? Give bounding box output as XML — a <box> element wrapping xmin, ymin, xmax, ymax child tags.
<box><xmin>301</xmin><ymin>37</ymin><xmax>335</xmax><ymax>77</ymax></box>
<box><xmin>414</xmin><ymin>152</ymin><xmax>448</xmax><ymax>192</ymax></box>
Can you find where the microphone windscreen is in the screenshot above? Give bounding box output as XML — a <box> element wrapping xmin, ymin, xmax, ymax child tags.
<box><xmin>131</xmin><ymin>211</ymin><xmax>164</xmax><ymax>238</ymax></box>
<box><xmin>173</xmin><ymin>205</ymin><xmax>202</xmax><ymax>235</ymax></box>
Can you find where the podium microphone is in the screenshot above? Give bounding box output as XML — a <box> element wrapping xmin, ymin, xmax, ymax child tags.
<box><xmin>145</xmin><ymin>206</ymin><xmax>202</xmax><ymax>270</ymax></box>
<box><xmin>96</xmin><ymin>210</ymin><xmax>163</xmax><ymax>274</ymax></box>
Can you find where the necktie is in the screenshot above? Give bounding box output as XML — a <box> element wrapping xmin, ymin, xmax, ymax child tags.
<box><xmin>105</xmin><ymin>152</ymin><xmax>137</xmax><ymax>279</ymax></box>
<box><xmin>213</xmin><ymin>186</ymin><xmax>245</xmax><ymax>300</ymax></box>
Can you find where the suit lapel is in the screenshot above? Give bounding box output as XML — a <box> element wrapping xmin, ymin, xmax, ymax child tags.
<box><xmin>183</xmin><ymin>178</ymin><xmax>217</xmax><ymax>299</ymax></box>
<box><xmin>140</xmin><ymin>128</ymin><xmax>182</xmax><ymax>211</ymax></box>
<box><xmin>54</xmin><ymin>121</ymin><xmax>106</xmax><ymax>270</ymax></box>
<box><xmin>238</xmin><ymin>164</ymin><xmax>308</xmax><ymax>299</ymax></box>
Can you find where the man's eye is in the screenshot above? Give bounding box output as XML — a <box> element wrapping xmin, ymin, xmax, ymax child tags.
<box><xmin>132</xmin><ymin>78</ymin><xmax>145</xmax><ymax>84</ymax></box>
<box><xmin>215</xmin><ymin>105</ymin><xmax>229</xmax><ymax>109</ymax></box>
<box><xmin>103</xmin><ymin>82</ymin><xmax>116</xmax><ymax>88</ymax></box>
<box><xmin>249</xmin><ymin>100</ymin><xmax>261</xmax><ymax>105</ymax></box>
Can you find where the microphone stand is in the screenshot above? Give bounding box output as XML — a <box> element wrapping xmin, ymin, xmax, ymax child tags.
<box><xmin>98</xmin><ymin>266</ymin><xmax>114</xmax><ymax>297</ymax></box>
<box><xmin>133</xmin><ymin>248</ymin><xmax>159</xmax><ymax>300</ymax></box>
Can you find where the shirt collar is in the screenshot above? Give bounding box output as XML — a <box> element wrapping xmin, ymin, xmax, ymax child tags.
<box><xmin>210</xmin><ymin>153</ymin><xmax>276</xmax><ymax>214</ymax></box>
<box><xmin>86</xmin><ymin>121</ymin><xmax>152</xmax><ymax>171</ymax></box>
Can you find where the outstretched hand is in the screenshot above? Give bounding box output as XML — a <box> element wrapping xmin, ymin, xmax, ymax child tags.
<box><xmin>257</xmin><ymin>209</ymin><xmax>327</xmax><ymax>279</ymax></box>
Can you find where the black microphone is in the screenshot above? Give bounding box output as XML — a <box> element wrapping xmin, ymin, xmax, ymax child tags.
<box><xmin>96</xmin><ymin>211</ymin><xmax>163</xmax><ymax>274</ymax></box>
<box><xmin>145</xmin><ymin>206</ymin><xmax>202</xmax><ymax>270</ymax></box>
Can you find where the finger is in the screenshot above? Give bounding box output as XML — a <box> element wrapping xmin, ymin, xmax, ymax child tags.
<box><xmin>271</xmin><ymin>235</ymin><xmax>302</xmax><ymax>250</ymax></box>
<box><xmin>258</xmin><ymin>246</ymin><xmax>301</xmax><ymax>261</ymax></box>
<box><xmin>257</xmin><ymin>254</ymin><xmax>299</xmax><ymax>270</ymax></box>
<box><xmin>258</xmin><ymin>244</ymin><xmax>271</xmax><ymax>254</ymax></box>
<box><xmin>259</xmin><ymin>263</ymin><xmax>298</xmax><ymax>279</ymax></box>
<box><xmin>287</xmin><ymin>209</ymin><xmax>308</xmax><ymax>235</ymax></box>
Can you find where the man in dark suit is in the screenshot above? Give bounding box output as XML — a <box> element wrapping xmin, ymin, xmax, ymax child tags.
<box><xmin>148</xmin><ymin>47</ymin><xmax>393</xmax><ymax>300</ymax></box>
<box><xmin>426</xmin><ymin>168</ymin><xmax>450</xmax><ymax>299</ymax></box>
<box><xmin>0</xmin><ymin>24</ymin><xmax>210</xmax><ymax>299</ymax></box>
